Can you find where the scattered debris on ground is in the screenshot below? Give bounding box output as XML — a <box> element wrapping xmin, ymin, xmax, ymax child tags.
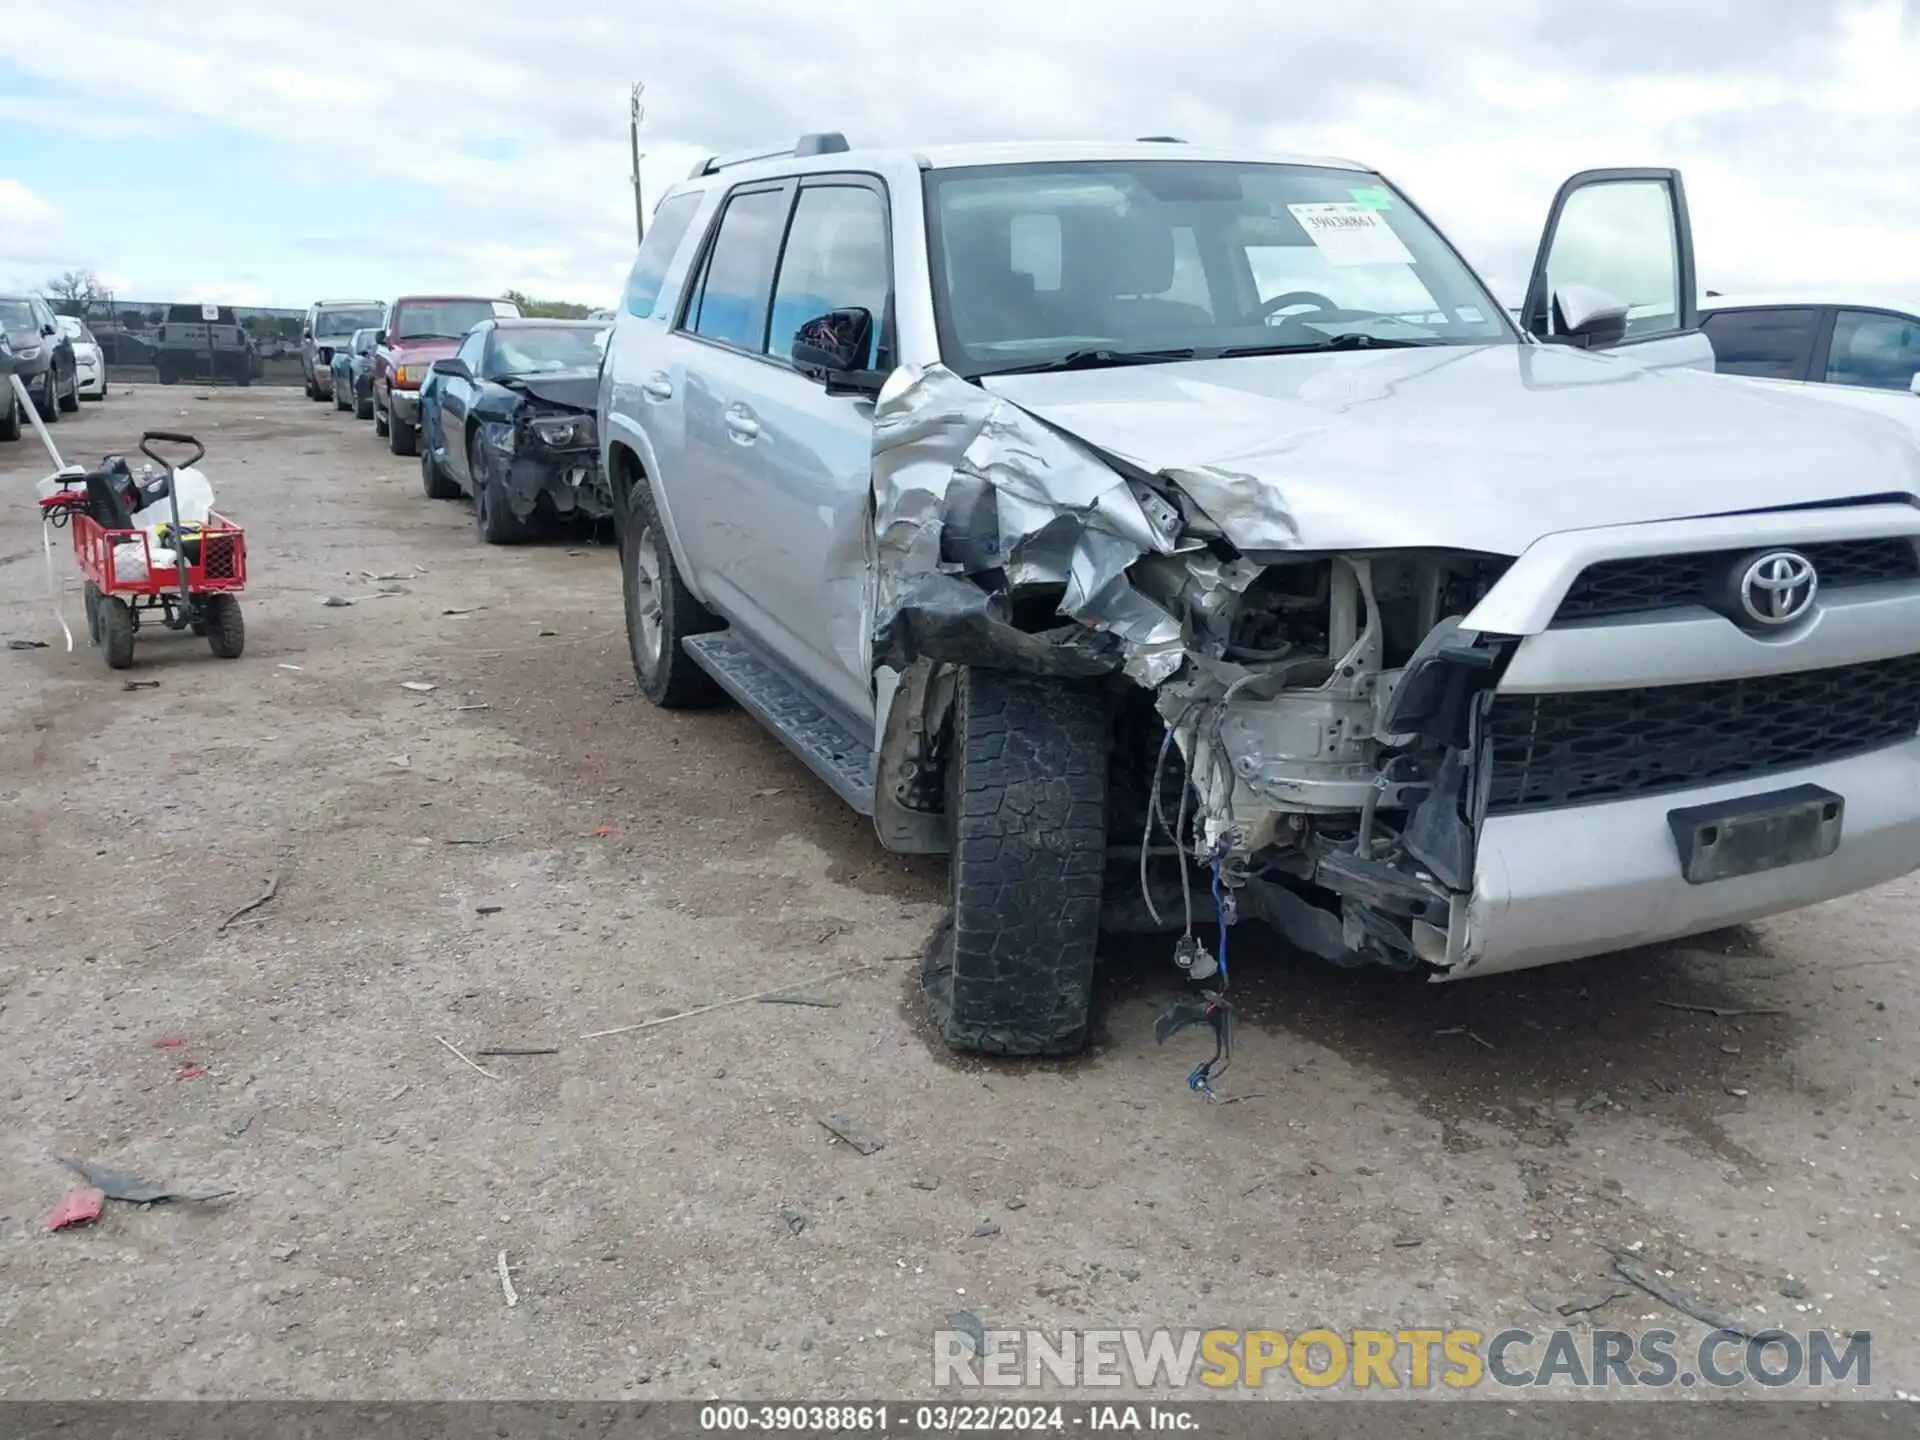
<box><xmin>818</xmin><ymin>1114</ymin><xmax>885</xmax><ymax>1156</ymax></box>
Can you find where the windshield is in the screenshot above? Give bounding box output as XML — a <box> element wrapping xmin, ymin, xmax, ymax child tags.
<box><xmin>926</xmin><ymin>161</ymin><xmax>1513</xmax><ymax>377</ymax></box>
<box><xmin>317</xmin><ymin>307</ymin><xmax>383</xmax><ymax>338</ymax></box>
<box><xmin>1</xmin><ymin>300</ymin><xmax>39</xmax><ymax>333</ymax></box>
<box><xmin>393</xmin><ymin>300</ymin><xmax>499</xmax><ymax>342</ymax></box>
<box><xmin>484</xmin><ymin>325</ymin><xmax>611</xmax><ymax>377</ymax></box>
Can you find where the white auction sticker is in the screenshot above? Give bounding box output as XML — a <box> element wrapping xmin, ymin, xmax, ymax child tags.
<box><xmin>1287</xmin><ymin>202</ymin><xmax>1416</xmax><ymax>266</ymax></box>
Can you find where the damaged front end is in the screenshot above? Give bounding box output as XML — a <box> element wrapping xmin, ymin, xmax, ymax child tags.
<box><xmin>490</xmin><ymin>376</ymin><xmax>613</xmax><ymax>523</ymax></box>
<box><xmin>870</xmin><ymin>363</ymin><xmax>1518</xmax><ymax>976</ymax></box>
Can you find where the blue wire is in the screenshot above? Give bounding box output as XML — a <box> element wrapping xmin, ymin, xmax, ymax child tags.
<box><xmin>1210</xmin><ymin>860</ymin><xmax>1229</xmax><ymax>986</ymax></box>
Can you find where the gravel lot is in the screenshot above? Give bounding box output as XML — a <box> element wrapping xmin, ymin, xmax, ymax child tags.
<box><xmin>1</xmin><ymin>386</ymin><xmax>1916</xmax><ymax>1406</ymax></box>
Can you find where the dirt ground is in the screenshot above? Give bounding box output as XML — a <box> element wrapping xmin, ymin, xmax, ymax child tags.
<box><xmin>1</xmin><ymin>386</ymin><xmax>1916</xmax><ymax>1406</ymax></box>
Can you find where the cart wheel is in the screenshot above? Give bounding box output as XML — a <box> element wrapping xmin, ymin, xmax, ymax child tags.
<box><xmin>101</xmin><ymin>596</ymin><xmax>136</xmax><ymax>670</ymax></box>
<box><xmin>202</xmin><ymin>594</ymin><xmax>245</xmax><ymax>659</ymax></box>
<box><xmin>83</xmin><ymin>582</ymin><xmax>103</xmax><ymax>646</ymax></box>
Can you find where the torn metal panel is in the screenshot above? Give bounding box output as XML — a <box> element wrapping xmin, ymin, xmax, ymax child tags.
<box><xmin>870</xmin><ymin>364</ymin><xmax>1181</xmax><ymax>678</ymax></box>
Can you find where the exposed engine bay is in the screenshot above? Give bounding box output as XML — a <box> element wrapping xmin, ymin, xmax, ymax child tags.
<box><xmin>867</xmin><ymin>362</ymin><xmax>1520</xmax><ymax>988</ymax></box>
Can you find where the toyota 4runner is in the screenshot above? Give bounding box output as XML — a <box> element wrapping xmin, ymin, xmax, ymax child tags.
<box><xmin>601</xmin><ymin>136</ymin><xmax>1920</xmax><ymax>1060</ymax></box>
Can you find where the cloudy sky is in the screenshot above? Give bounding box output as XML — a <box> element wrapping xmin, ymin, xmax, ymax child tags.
<box><xmin>0</xmin><ymin>0</ymin><xmax>1914</xmax><ymax>310</ymax></box>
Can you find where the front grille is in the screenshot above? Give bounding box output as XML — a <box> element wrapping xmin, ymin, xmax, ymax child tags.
<box><xmin>1487</xmin><ymin>653</ymin><xmax>1920</xmax><ymax>813</ymax></box>
<box><xmin>1555</xmin><ymin>538</ymin><xmax>1919</xmax><ymax>622</ymax></box>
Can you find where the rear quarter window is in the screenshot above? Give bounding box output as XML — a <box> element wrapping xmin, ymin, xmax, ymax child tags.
<box><xmin>1700</xmin><ymin>307</ymin><xmax>1821</xmax><ymax>380</ymax></box>
<box><xmin>624</xmin><ymin>191</ymin><xmax>706</xmax><ymax>319</ymax></box>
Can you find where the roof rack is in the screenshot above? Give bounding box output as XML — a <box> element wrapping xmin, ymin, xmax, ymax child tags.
<box><xmin>689</xmin><ymin>132</ymin><xmax>851</xmax><ymax>178</ymax></box>
<box><xmin>1137</xmin><ymin>135</ymin><xmax>1186</xmax><ymax>143</ymax></box>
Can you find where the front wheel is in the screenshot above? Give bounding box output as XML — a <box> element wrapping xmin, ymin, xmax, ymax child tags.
<box><xmin>38</xmin><ymin>373</ymin><xmax>59</xmax><ymax>422</ymax></box>
<box><xmin>0</xmin><ymin>383</ymin><xmax>20</xmax><ymax>441</ymax></box>
<box><xmin>101</xmin><ymin>596</ymin><xmax>136</xmax><ymax>669</ymax></box>
<box><xmin>202</xmin><ymin>594</ymin><xmax>245</xmax><ymax>658</ymax></box>
<box><xmin>373</xmin><ymin>402</ymin><xmax>389</xmax><ymax>437</ymax></box>
<box><xmin>922</xmin><ymin>668</ymin><xmax>1109</xmax><ymax>1056</ymax></box>
<box><xmin>333</xmin><ymin>381</ymin><xmax>351</xmax><ymax>411</ymax></box>
<box><xmin>620</xmin><ymin>476</ymin><xmax>721</xmax><ymax>708</ymax></box>
<box><xmin>470</xmin><ymin>436</ymin><xmax>527</xmax><ymax>543</ymax></box>
<box><xmin>57</xmin><ymin>371</ymin><xmax>79</xmax><ymax>412</ymax></box>
<box><xmin>389</xmin><ymin>407</ymin><xmax>417</xmax><ymax>456</ymax></box>
<box><xmin>355</xmin><ymin>386</ymin><xmax>373</xmax><ymax>421</ymax></box>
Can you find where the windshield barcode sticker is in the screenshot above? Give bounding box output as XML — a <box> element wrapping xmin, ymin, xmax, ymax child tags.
<box><xmin>1287</xmin><ymin>203</ymin><xmax>1416</xmax><ymax>267</ymax></box>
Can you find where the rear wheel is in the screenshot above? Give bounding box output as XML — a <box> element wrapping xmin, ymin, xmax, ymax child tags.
<box><xmin>202</xmin><ymin>594</ymin><xmax>245</xmax><ymax>659</ymax></box>
<box><xmin>101</xmin><ymin>596</ymin><xmax>136</xmax><ymax>670</ymax></box>
<box><xmin>355</xmin><ymin>385</ymin><xmax>373</xmax><ymax>420</ymax></box>
<box><xmin>921</xmin><ymin>668</ymin><xmax>1109</xmax><ymax>1056</ymax></box>
<box><xmin>333</xmin><ymin>379</ymin><xmax>351</xmax><ymax>411</ymax></box>
<box><xmin>421</xmin><ymin>444</ymin><xmax>460</xmax><ymax>500</ymax></box>
<box><xmin>621</xmin><ymin>474</ymin><xmax>721</xmax><ymax>707</ymax></box>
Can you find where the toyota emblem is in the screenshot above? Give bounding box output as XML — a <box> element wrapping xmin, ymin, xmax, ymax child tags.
<box><xmin>1738</xmin><ymin>549</ymin><xmax>1819</xmax><ymax>626</ymax></box>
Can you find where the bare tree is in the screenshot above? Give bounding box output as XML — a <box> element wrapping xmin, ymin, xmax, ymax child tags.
<box><xmin>46</xmin><ymin>269</ymin><xmax>102</xmax><ymax>315</ymax></box>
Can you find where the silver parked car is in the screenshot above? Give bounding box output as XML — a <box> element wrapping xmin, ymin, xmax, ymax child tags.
<box><xmin>601</xmin><ymin>135</ymin><xmax>1920</xmax><ymax>1059</ymax></box>
<box><xmin>301</xmin><ymin>299</ymin><xmax>386</xmax><ymax>401</ymax></box>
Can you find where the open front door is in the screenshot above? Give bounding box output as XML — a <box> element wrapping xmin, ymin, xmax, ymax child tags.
<box><xmin>1521</xmin><ymin>167</ymin><xmax>1713</xmax><ymax>372</ymax></box>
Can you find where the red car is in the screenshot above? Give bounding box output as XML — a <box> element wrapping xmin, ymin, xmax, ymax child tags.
<box><xmin>373</xmin><ymin>294</ymin><xmax>520</xmax><ymax>455</ymax></box>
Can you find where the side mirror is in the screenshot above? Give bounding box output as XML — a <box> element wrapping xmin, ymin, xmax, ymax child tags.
<box><xmin>430</xmin><ymin>358</ymin><xmax>471</xmax><ymax>380</ymax></box>
<box><xmin>1550</xmin><ymin>284</ymin><xmax>1630</xmax><ymax>348</ymax></box>
<box><xmin>303</xmin><ymin>329</ymin><xmax>313</xmax><ymax>341</ymax></box>
<box><xmin>792</xmin><ymin>307</ymin><xmax>873</xmax><ymax>375</ymax></box>
<box><xmin>374</xmin><ymin>329</ymin><xmax>388</xmax><ymax>346</ymax></box>
<box><xmin>791</xmin><ymin>308</ymin><xmax>884</xmax><ymax>393</ymax></box>
<box><xmin>43</xmin><ymin>322</ymin><xmax>58</xmax><ymax>338</ymax></box>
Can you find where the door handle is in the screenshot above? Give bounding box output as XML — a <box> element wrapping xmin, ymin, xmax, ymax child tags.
<box><xmin>724</xmin><ymin>408</ymin><xmax>761</xmax><ymax>443</ymax></box>
<box><xmin>641</xmin><ymin>376</ymin><xmax>674</xmax><ymax>401</ymax></box>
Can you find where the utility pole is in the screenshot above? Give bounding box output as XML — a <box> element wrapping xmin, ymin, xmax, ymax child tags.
<box><xmin>629</xmin><ymin>82</ymin><xmax>647</xmax><ymax>245</ymax></box>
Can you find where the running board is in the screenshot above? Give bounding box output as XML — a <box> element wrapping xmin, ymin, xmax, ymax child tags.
<box><xmin>682</xmin><ymin>632</ymin><xmax>876</xmax><ymax>814</ymax></box>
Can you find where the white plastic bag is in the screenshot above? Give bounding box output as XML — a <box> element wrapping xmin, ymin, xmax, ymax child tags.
<box><xmin>131</xmin><ymin>465</ymin><xmax>214</xmax><ymax>529</ymax></box>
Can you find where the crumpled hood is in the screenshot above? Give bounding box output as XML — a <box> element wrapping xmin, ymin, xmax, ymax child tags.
<box><xmin>985</xmin><ymin>343</ymin><xmax>1920</xmax><ymax>556</ymax></box>
<box><xmin>500</xmin><ymin>368</ymin><xmax>597</xmax><ymax>411</ymax></box>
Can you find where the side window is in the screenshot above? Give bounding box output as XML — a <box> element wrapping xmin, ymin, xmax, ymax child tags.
<box><xmin>684</xmin><ymin>187</ymin><xmax>791</xmax><ymax>352</ymax></box>
<box><xmin>1527</xmin><ymin>172</ymin><xmax>1694</xmax><ymax>345</ymax></box>
<box><xmin>458</xmin><ymin>329</ymin><xmax>487</xmax><ymax>372</ymax></box>
<box><xmin>624</xmin><ymin>191</ymin><xmax>704</xmax><ymax>320</ymax></box>
<box><xmin>765</xmin><ymin>184</ymin><xmax>890</xmax><ymax>367</ymax></box>
<box><xmin>1701</xmin><ymin>308</ymin><xmax>1821</xmax><ymax>380</ymax></box>
<box><xmin>1824</xmin><ymin>310</ymin><xmax>1920</xmax><ymax>392</ymax></box>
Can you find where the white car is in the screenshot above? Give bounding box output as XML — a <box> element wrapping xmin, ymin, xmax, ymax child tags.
<box><xmin>56</xmin><ymin>315</ymin><xmax>107</xmax><ymax>400</ymax></box>
<box><xmin>1702</xmin><ymin>292</ymin><xmax>1920</xmax><ymax>397</ymax></box>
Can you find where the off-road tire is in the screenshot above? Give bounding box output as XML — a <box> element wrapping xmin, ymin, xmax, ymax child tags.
<box><xmin>389</xmin><ymin>409</ymin><xmax>417</xmax><ymax>456</ymax></box>
<box><xmin>421</xmin><ymin>445</ymin><xmax>460</xmax><ymax>500</ymax></box>
<box><xmin>101</xmin><ymin>596</ymin><xmax>136</xmax><ymax>670</ymax></box>
<box><xmin>202</xmin><ymin>594</ymin><xmax>245</xmax><ymax>659</ymax></box>
<box><xmin>58</xmin><ymin>371</ymin><xmax>79</xmax><ymax>412</ymax></box>
<box><xmin>922</xmin><ymin>668</ymin><xmax>1109</xmax><ymax>1056</ymax></box>
<box><xmin>621</xmin><ymin>475</ymin><xmax>721</xmax><ymax>708</ymax></box>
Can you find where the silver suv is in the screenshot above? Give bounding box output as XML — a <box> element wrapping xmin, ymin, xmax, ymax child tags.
<box><xmin>601</xmin><ymin>136</ymin><xmax>1920</xmax><ymax>1060</ymax></box>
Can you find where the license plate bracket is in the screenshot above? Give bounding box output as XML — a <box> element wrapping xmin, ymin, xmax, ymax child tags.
<box><xmin>1667</xmin><ymin>783</ymin><xmax>1844</xmax><ymax>886</ymax></box>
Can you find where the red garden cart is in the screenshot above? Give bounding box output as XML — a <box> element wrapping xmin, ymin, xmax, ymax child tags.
<box><xmin>37</xmin><ymin>428</ymin><xmax>248</xmax><ymax>669</ymax></box>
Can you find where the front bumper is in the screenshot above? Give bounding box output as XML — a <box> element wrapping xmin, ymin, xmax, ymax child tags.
<box><xmin>390</xmin><ymin>388</ymin><xmax>422</xmax><ymax>423</ymax></box>
<box><xmin>1447</xmin><ymin>500</ymin><xmax>1920</xmax><ymax>978</ymax></box>
<box><xmin>76</xmin><ymin>359</ymin><xmax>105</xmax><ymax>395</ymax></box>
<box><xmin>501</xmin><ymin>449</ymin><xmax>612</xmax><ymax>521</ymax></box>
<box><xmin>1460</xmin><ymin>737</ymin><xmax>1920</xmax><ymax>976</ymax></box>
